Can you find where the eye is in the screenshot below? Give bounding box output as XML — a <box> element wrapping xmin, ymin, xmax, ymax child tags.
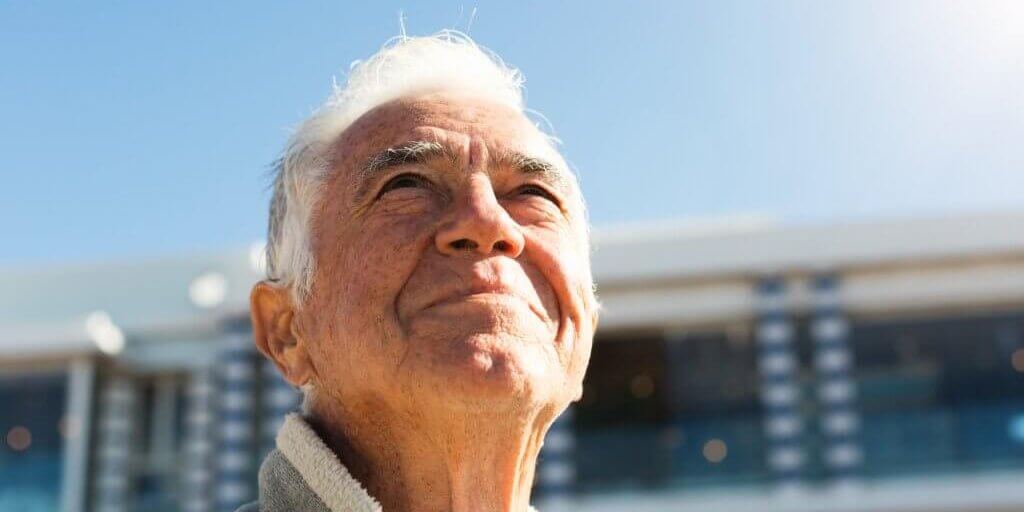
<box><xmin>516</xmin><ymin>184</ymin><xmax>559</xmax><ymax>204</ymax></box>
<box><xmin>377</xmin><ymin>173</ymin><xmax>429</xmax><ymax>198</ymax></box>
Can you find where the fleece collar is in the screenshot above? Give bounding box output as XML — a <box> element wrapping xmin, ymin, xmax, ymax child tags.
<box><xmin>277</xmin><ymin>413</ymin><xmax>384</xmax><ymax>512</ymax></box>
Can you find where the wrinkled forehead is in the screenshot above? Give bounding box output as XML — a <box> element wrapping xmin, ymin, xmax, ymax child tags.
<box><xmin>318</xmin><ymin>92</ymin><xmax>591</xmax><ymax>254</ymax></box>
<box><xmin>329</xmin><ymin>92</ymin><xmax>568</xmax><ymax>178</ymax></box>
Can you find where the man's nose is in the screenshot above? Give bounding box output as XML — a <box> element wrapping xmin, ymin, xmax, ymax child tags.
<box><xmin>435</xmin><ymin>176</ymin><xmax>525</xmax><ymax>258</ymax></box>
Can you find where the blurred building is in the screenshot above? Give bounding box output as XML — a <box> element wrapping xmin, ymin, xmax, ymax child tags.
<box><xmin>2</xmin><ymin>210</ymin><xmax>1024</xmax><ymax>512</ymax></box>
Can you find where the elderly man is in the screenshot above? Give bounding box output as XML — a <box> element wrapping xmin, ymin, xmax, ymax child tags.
<box><xmin>243</xmin><ymin>31</ymin><xmax>599</xmax><ymax>512</ymax></box>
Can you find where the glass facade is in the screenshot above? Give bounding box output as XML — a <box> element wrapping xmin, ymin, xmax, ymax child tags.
<box><xmin>0</xmin><ymin>371</ymin><xmax>67</xmax><ymax>512</ymax></box>
<box><xmin>851</xmin><ymin>310</ymin><xmax>1024</xmax><ymax>477</ymax></box>
<box><xmin>574</xmin><ymin>309</ymin><xmax>1024</xmax><ymax>494</ymax></box>
<box><xmin>133</xmin><ymin>374</ymin><xmax>188</xmax><ymax>512</ymax></box>
<box><xmin>574</xmin><ymin>326</ymin><xmax>768</xmax><ymax>493</ymax></box>
<box><xmin>664</xmin><ymin>329</ymin><xmax>768</xmax><ymax>488</ymax></box>
<box><xmin>575</xmin><ymin>332</ymin><xmax>671</xmax><ymax>491</ymax></box>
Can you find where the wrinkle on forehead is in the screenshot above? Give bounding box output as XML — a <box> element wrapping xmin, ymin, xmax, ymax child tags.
<box><xmin>331</xmin><ymin>93</ymin><xmax>562</xmax><ymax>170</ymax></box>
<box><xmin>328</xmin><ymin>93</ymin><xmax>578</xmax><ymax>204</ymax></box>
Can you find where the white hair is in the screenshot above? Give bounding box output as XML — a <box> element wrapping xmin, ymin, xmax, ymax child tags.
<box><xmin>266</xmin><ymin>30</ymin><xmax>538</xmax><ymax>305</ymax></box>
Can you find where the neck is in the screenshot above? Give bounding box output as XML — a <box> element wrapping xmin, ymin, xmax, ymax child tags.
<box><xmin>307</xmin><ymin>396</ymin><xmax>555</xmax><ymax>512</ymax></box>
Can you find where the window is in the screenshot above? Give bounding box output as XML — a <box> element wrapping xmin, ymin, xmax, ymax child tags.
<box><xmin>134</xmin><ymin>374</ymin><xmax>186</xmax><ymax>512</ymax></box>
<box><xmin>574</xmin><ymin>326</ymin><xmax>768</xmax><ymax>492</ymax></box>
<box><xmin>0</xmin><ymin>371</ymin><xmax>67</xmax><ymax>511</ymax></box>
<box><xmin>851</xmin><ymin>310</ymin><xmax>1024</xmax><ymax>476</ymax></box>
<box><xmin>575</xmin><ymin>332</ymin><xmax>670</xmax><ymax>491</ymax></box>
<box><xmin>663</xmin><ymin>328</ymin><xmax>768</xmax><ymax>488</ymax></box>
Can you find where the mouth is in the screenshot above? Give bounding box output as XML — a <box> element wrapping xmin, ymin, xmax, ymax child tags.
<box><xmin>424</xmin><ymin>291</ymin><xmax>550</xmax><ymax>324</ymax></box>
<box><xmin>427</xmin><ymin>291</ymin><xmax>523</xmax><ymax>308</ymax></box>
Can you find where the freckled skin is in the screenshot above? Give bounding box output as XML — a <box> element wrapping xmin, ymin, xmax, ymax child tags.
<box><xmin>305</xmin><ymin>93</ymin><xmax>596</xmax><ymax>413</ymax></box>
<box><xmin>253</xmin><ymin>91</ymin><xmax>599</xmax><ymax>512</ymax></box>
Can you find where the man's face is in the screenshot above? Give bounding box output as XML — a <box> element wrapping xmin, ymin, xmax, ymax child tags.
<box><xmin>297</xmin><ymin>92</ymin><xmax>597</xmax><ymax>418</ymax></box>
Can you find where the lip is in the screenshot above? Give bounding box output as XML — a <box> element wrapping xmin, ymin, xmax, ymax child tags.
<box><xmin>424</xmin><ymin>282</ymin><xmax>523</xmax><ymax>310</ymax></box>
<box><xmin>429</xmin><ymin>291</ymin><xmax>524</xmax><ymax>308</ymax></box>
<box><xmin>421</xmin><ymin>282</ymin><xmax>548</xmax><ymax>322</ymax></box>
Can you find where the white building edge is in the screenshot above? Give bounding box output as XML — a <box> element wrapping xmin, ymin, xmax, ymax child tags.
<box><xmin>2</xmin><ymin>209</ymin><xmax>1024</xmax><ymax>512</ymax></box>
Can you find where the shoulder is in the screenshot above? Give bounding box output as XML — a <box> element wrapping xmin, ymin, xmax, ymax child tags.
<box><xmin>234</xmin><ymin>501</ymin><xmax>259</xmax><ymax>512</ymax></box>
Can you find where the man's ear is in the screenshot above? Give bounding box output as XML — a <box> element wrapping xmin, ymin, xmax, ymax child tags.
<box><xmin>250</xmin><ymin>281</ymin><xmax>314</xmax><ymax>388</ymax></box>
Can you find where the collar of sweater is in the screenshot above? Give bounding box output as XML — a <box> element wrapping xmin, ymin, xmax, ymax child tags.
<box><xmin>276</xmin><ymin>413</ymin><xmax>541</xmax><ymax>512</ymax></box>
<box><xmin>277</xmin><ymin>413</ymin><xmax>383</xmax><ymax>512</ymax></box>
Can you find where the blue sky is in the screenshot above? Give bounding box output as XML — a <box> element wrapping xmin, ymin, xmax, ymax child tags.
<box><xmin>2</xmin><ymin>1</ymin><xmax>1022</xmax><ymax>265</ymax></box>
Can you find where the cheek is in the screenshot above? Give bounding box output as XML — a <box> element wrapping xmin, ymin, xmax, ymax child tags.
<box><xmin>522</xmin><ymin>225</ymin><xmax>596</xmax><ymax>353</ymax></box>
<box><xmin>343</xmin><ymin>217</ymin><xmax>433</xmax><ymax>310</ymax></box>
<box><xmin>521</xmin><ymin>261</ymin><xmax>560</xmax><ymax>325</ymax></box>
<box><xmin>312</xmin><ymin>213</ymin><xmax>436</xmax><ymax>336</ymax></box>
<box><xmin>304</xmin><ymin>214</ymin><xmax>438</xmax><ymax>390</ymax></box>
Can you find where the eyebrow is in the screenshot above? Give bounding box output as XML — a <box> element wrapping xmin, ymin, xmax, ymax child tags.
<box><xmin>351</xmin><ymin>140</ymin><xmax>574</xmax><ymax>208</ymax></box>
<box><xmin>352</xmin><ymin>141</ymin><xmax>453</xmax><ymax>206</ymax></box>
<box><xmin>494</xmin><ymin>150</ymin><xmax>574</xmax><ymax>197</ymax></box>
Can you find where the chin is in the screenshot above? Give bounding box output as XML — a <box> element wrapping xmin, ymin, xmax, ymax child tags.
<box><xmin>423</xmin><ymin>332</ymin><xmax>558</xmax><ymax>413</ymax></box>
<box><xmin>401</xmin><ymin>306</ymin><xmax>563</xmax><ymax>408</ymax></box>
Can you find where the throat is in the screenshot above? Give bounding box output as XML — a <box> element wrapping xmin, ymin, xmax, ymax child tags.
<box><xmin>305</xmin><ymin>400</ymin><xmax>554</xmax><ymax>512</ymax></box>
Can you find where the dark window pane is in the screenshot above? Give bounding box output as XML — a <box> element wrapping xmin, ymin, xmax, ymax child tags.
<box><xmin>575</xmin><ymin>332</ymin><xmax>669</xmax><ymax>491</ymax></box>
<box><xmin>0</xmin><ymin>372</ymin><xmax>67</xmax><ymax>511</ymax></box>
<box><xmin>574</xmin><ymin>327</ymin><xmax>768</xmax><ymax>492</ymax></box>
<box><xmin>851</xmin><ymin>310</ymin><xmax>1024</xmax><ymax>476</ymax></box>
<box><xmin>664</xmin><ymin>329</ymin><xmax>769</xmax><ymax>487</ymax></box>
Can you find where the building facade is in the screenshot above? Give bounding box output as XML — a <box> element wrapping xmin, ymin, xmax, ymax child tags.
<box><xmin>2</xmin><ymin>211</ymin><xmax>1024</xmax><ymax>511</ymax></box>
